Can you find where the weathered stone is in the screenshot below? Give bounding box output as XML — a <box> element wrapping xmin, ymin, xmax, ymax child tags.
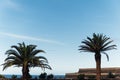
<box><xmin>65</xmin><ymin>67</ymin><xmax>120</xmax><ymax>79</ymax></box>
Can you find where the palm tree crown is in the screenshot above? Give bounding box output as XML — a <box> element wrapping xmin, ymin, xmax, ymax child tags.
<box><xmin>79</xmin><ymin>33</ymin><xmax>116</xmax><ymax>60</ymax></box>
<box><xmin>2</xmin><ymin>42</ymin><xmax>51</xmax><ymax>80</ymax></box>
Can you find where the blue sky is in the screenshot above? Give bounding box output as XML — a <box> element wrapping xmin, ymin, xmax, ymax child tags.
<box><xmin>0</xmin><ymin>0</ymin><xmax>120</xmax><ymax>75</ymax></box>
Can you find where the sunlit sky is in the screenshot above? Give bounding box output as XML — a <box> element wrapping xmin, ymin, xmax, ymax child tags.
<box><xmin>0</xmin><ymin>0</ymin><xmax>120</xmax><ymax>75</ymax></box>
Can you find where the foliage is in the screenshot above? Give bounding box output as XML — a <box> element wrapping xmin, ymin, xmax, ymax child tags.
<box><xmin>11</xmin><ymin>75</ymin><xmax>17</xmax><ymax>79</ymax></box>
<box><xmin>0</xmin><ymin>74</ymin><xmax>5</xmax><ymax>78</ymax></box>
<box><xmin>34</xmin><ymin>76</ymin><xmax>38</xmax><ymax>80</ymax></box>
<box><xmin>47</xmin><ymin>74</ymin><xmax>54</xmax><ymax>80</ymax></box>
<box><xmin>107</xmin><ymin>72</ymin><xmax>115</xmax><ymax>78</ymax></box>
<box><xmin>77</xmin><ymin>74</ymin><xmax>85</xmax><ymax>80</ymax></box>
<box><xmin>79</xmin><ymin>33</ymin><xmax>116</xmax><ymax>58</ymax></box>
<box><xmin>87</xmin><ymin>75</ymin><xmax>96</xmax><ymax>80</ymax></box>
<box><xmin>39</xmin><ymin>72</ymin><xmax>47</xmax><ymax>79</ymax></box>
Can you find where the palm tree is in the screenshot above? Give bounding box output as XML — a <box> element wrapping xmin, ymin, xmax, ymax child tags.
<box><xmin>79</xmin><ymin>33</ymin><xmax>116</xmax><ymax>80</ymax></box>
<box><xmin>2</xmin><ymin>42</ymin><xmax>52</xmax><ymax>80</ymax></box>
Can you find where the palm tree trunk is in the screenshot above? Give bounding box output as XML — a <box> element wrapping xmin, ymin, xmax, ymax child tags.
<box><xmin>22</xmin><ymin>67</ymin><xmax>25</xmax><ymax>80</ymax></box>
<box><xmin>22</xmin><ymin>66</ymin><xmax>27</xmax><ymax>80</ymax></box>
<box><xmin>22</xmin><ymin>65</ymin><xmax>30</xmax><ymax>80</ymax></box>
<box><xmin>95</xmin><ymin>53</ymin><xmax>101</xmax><ymax>80</ymax></box>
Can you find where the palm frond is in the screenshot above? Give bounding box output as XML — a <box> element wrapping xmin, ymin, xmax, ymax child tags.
<box><xmin>30</xmin><ymin>50</ymin><xmax>45</xmax><ymax>56</ymax></box>
<box><xmin>2</xmin><ymin>60</ymin><xmax>16</xmax><ymax>70</ymax></box>
<box><xmin>5</xmin><ymin>50</ymin><xmax>22</xmax><ymax>59</ymax></box>
<box><xmin>102</xmin><ymin>52</ymin><xmax>109</xmax><ymax>61</ymax></box>
<box><xmin>101</xmin><ymin>40</ymin><xmax>113</xmax><ymax>50</ymax></box>
<box><xmin>102</xmin><ymin>45</ymin><xmax>116</xmax><ymax>51</ymax></box>
<box><xmin>11</xmin><ymin>45</ymin><xmax>23</xmax><ymax>55</ymax></box>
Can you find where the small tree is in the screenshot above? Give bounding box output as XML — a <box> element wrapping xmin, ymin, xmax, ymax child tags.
<box><xmin>107</xmin><ymin>72</ymin><xmax>115</xmax><ymax>78</ymax></box>
<box><xmin>87</xmin><ymin>75</ymin><xmax>96</xmax><ymax>80</ymax></box>
<box><xmin>77</xmin><ymin>74</ymin><xmax>85</xmax><ymax>80</ymax></box>
<box><xmin>0</xmin><ymin>74</ymin><xmax>5</xmax><ymax>79</ymax></box>
<box><xmin>11</xmin><ymin>75</ymin><xmax>17</xmax><ymax>79</ymax></box>
<box><xmin>39</xmin><ymin>72</ymin><xmax>47</xmax><ymax>80</ymax></box>
<box><xmin>47</xmin><ymin>74</ymin><xmax>54</xmax><ymax>80</ymax></box>
<box><xmin>34</xmin><ymin>76</ymin><xmax>38</xmax><ymax>80</ymax></box>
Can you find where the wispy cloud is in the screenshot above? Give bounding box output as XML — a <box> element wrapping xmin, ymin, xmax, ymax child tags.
<box><xmin>0</xmin><ymin>32</ymin><xmax>64</xmax><ymax>45</ymax></box>
<box><xmin>0</xmin><ymin>0</ymin><xmax>20</xmax><ymax>12</ymax></box>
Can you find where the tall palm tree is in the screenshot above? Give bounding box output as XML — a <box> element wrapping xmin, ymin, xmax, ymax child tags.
<box><xmin>79</xmin><ymin>33</ymin><xmax>116</xmax><ymax>80</ymax></box>
<box><xmin>2</xmin><ymin>42</ymin><xmax>52</xmax><ymax>80</ymax></box>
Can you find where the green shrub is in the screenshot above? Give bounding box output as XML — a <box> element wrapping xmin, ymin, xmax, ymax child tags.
<box><xmin>39</xmin><ymin>72</ymin><xmax>47</xmax><ymax>79</ymax></box>
<box><xmin>77</xmin><ymin>74</ymin><xmax>85</xmax><ymax>80</ymax></box>
<box><xmin>87</xmin><ymin>75</ymin><xmax>96</xmax><ymax>80</ymax></box>
<box><xmin>47</xmin><ymin>74</ymin><xmax>54</xmax><ymax>80</ymax></box>
<box><xmin>107</xmin><ymin>72</ymin><xmax>115</xmax><ymax>78</ymax></box>
<box><xmin>11</xmin><ymin>75</ymin><xmax>17</xmax><ymax>79</ymax></box>
<box><xmin>0</xmin><ymin>74</ymin><xmax>5</xmax><ymax>78</ymax></box>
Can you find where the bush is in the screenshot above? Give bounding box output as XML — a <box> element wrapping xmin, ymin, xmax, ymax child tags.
<box><xmin>39</xmin><ymin>72</ymin><xmax>47</xmax><ymax>79</ymax></box>
<box><xmin>0</xmin><ymin>74</ymin><xmax>5</xmax><ymax>78</ymax></box>
<box><xmin>87</xmin><ymin>75</ymin><xmax>96</xmax><ymax>80</ymax></box>
<box><xmin>47</xmin><ymin>74</ymin><xmax>54</xmax><ymax>80</ymax></box>
<box><xmin>11</xmin><ymin>75</ymin><xmax>17</xmax><ymax>79</ymax></box>
<box><xmin>34</xmin><ymin>76</ymin><xmax>38</xmax><ymax>80</ymax></box>
<box><xmin>107</xmin><ymin>72</ymin><xmax>115</xmax><ymax>78</ymax></box>
<box><xmin>77</xmin><ymin>74</ymin><xmax>85</xmax><ymax>80</ymax></box>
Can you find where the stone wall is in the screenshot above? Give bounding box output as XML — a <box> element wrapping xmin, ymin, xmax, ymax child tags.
<box><xmin>78</xmin><ymin>67</ymin><xmax>120</xmax><ymax>73</ymax></box>
<box><xmin>65</xmin><ymin>67</ymin><xmax>120</xmax><ymax>79</ymax></box>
